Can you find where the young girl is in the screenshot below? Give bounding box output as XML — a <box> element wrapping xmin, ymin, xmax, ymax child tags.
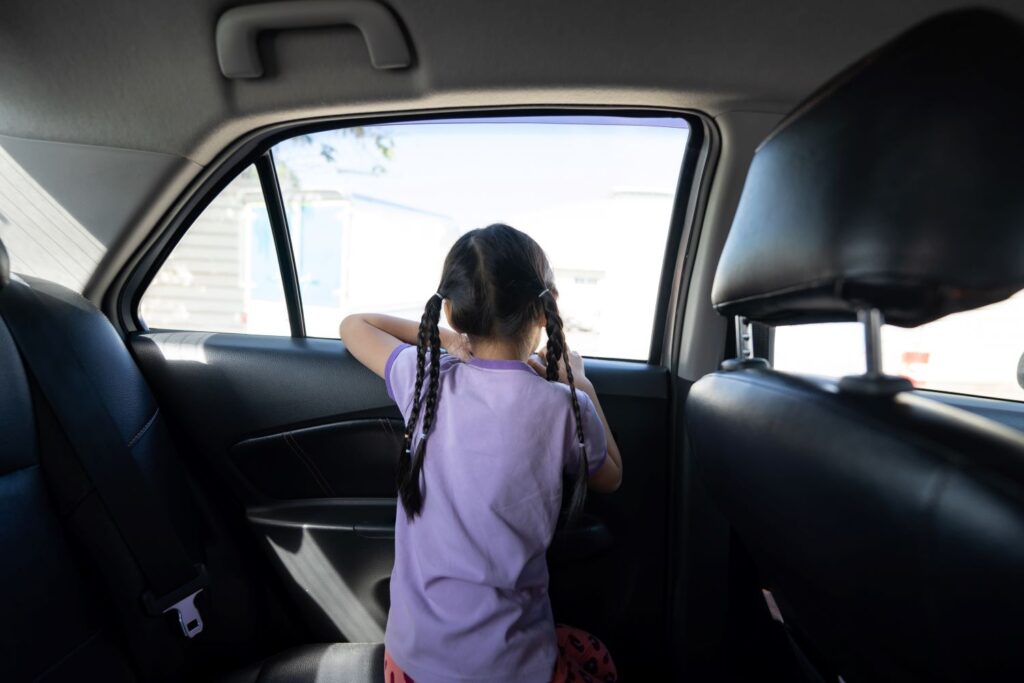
<box><xmin>340</xmin><ymin>224</ymin><xmax>622</xmax><ymax>683</ymax></box>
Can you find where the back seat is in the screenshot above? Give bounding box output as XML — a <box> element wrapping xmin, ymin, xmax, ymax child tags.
<box><xmin>0</xmin><ymin>237</ymin><xmax>383</xmax><ymax>682</ymax></box>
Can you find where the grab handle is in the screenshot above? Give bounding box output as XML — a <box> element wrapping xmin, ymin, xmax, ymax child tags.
<box><xmin>216</xmin><ymin>0</ymin><xmax>412</xmax><ymax>78</ymax></box>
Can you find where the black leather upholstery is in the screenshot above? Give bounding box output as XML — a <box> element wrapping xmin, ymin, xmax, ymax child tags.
<box><xmin>691</xmin><ymin>10</ymin><xmax>1024</xmax><ymax>681</ymax></box>
<box><xmin>711</xmin><ymin>10</ymin><xmax>1024</xmax><ymax>326</ymax></box>
<box><xmin>20</xmin><ymin>275</ymin><xmax>225</xmax><ymax>679</ymax></box>
<box><xmin>688</xmin><ymin>370</ymin><xmax>1024</xmax><ymax>681</ymax></box>
<box><xmin>0</xmin><ymin>303</ymin><xmax>137</xmax><ymax>681</ymax></box>
<box><xmin>0</xmin><ymin>243</ymin><xmax>384</xmax><ymax>682</ymax></box>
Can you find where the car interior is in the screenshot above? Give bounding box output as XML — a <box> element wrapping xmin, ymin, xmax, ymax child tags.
<box><xmin>2</xmin><ymin>2</ymin><xmax>1024</xmax><ymax>682</ymax></box>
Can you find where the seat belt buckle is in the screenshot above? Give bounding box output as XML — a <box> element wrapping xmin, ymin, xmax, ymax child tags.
<box><xmin>165</xmin><ymin>589</ymin><xmax>204</xmax><ymax>638</ymax></box>
<box><xmin>142</xmin><ymin>564</ymin><xmax>209</xmax><ymax>639</ymax></box>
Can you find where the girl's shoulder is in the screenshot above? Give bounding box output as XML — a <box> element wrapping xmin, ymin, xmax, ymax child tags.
<box><xmin>519</xmin><ymin>367</ymin><xmax>596</xmax><ymax>409</ymax></box>
<box><xmin>387</xmin><ymin>344</ymin><xmax>461</xmax><ymax>402</ymax></box>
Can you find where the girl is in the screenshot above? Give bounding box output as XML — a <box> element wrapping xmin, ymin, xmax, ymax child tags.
<box><xmin>340</xmin><ymin>224</ymin><xmax>623</xmax><ymax>683</ymax></box>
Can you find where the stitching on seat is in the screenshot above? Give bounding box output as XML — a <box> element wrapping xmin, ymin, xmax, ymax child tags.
<box><xmin>127</xmin><ymin>409</ymin><xmax>159</xmax><ymax>449</ymax></box>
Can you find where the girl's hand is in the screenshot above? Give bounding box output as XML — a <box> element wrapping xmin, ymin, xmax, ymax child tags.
<box><xmin>527</xmin><ymin>347</ymin><xmax>588</xmax><ymax>386</ymax></box>
<box><xmin>442</xmin><ymin>329</ymin><xmax>474</xmax><ymax>362</ymax></box>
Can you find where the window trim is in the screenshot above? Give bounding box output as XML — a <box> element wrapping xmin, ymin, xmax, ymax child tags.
<box><xmin>118</xmin><ymin>107</ymin><xmax>710</xmax><ymax>365</ymax></box>
<box><xmin>653</xmin><ymin>119</ymin><xmax>714</xmax><ymax>367</ymax></box>
<box><xmin>255</xmin><ymin>151</ymin><xmax>306</xmax><ymax>337</ymax></box>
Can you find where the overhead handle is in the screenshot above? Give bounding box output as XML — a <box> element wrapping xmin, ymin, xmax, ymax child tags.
<box><xmin>216</xmin><ymin>0</ymin><xmax>412</xmax><ymax>79</ymax></box>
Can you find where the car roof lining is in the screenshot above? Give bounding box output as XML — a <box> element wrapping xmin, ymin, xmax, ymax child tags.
<box><xmin>3</xmin><ymin>0</ymin><xmax>1023</xmax><ymax>302</ymax></box>
<box><xmin>7</xmin><ymin>0</ymin><xmax>1023</xmax><ymax>162</ymax></box>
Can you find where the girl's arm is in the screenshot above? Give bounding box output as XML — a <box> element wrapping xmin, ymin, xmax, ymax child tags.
<box><xmin>339</xmin><ymin>313</ymin><xmax>463</xmax><ymax>379</ymax></box>
<box><xmin>575</xmin><ymin>376</ymin><xmax>623</xmax><ymax>493</ymax></box>
<box><xmin>528</xmin><ymin>349</ymin><xmax>623</xmax><ymax>493</ymax></box>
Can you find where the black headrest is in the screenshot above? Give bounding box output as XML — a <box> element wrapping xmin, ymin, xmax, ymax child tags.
<box><xmin>712</xmin><ymin>10</ymin><xmax>1024</xmax><ymax>327</ymax></box>
<box><xmin>0</xmin><ymin>237</ymin><xmax>8</xmax><ymax>291</ymax></box>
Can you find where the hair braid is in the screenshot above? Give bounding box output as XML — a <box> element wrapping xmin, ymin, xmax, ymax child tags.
<box><xmin>397</xmin><ymin>293</ymin><xmax>443</xmax><ymax>518</ymax></box>
<box><xmin>541</xmin><ymin>293</ymin><xmax>588</xmax><ymax>521</ymax></box>
<box><xmin>420</xmin><ymin>317</ymin><xmax>443</xmax><ymax>438</ymax></box>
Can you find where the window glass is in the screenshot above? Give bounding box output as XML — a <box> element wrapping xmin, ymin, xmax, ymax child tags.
<box><xmin>773</xmin><ymin>291</ymin><xmax>1024</xmax><ymax>401</ymax></box>
<box><xmin>140</xmin><ymin>166</ymin><xmax>290</xmax><ymax>335</ymax></box>
<box><xmin>272</xmin><ymin>116</ymin><xmax>690</xmax><ymax>359</ymax></box>
<box><xmin>0</xmin><ymin>144</ymin><xmax>104</xmax><ymax>291</ymax></box>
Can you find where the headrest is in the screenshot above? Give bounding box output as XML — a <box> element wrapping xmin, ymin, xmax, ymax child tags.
<box><xmin>712</xmin><ymin>10</ymin><xmax>1024</xmax><ymax>327</ymax></box>
<box><xmin>0</xmin><ymin>237</ymin><xmax>9</xmax><ymax>291</ymax></box>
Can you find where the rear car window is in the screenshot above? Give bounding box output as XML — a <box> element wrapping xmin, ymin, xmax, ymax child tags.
<box><xmin>774</xmin><ymin>291</ymin><xmax>1024</xmax><ymax>401</ymax></box>
<box><xmin>140</xmin><ymin>167</ymin><xmax>291</xmax><ymax>335</ymax></box>
<box><xmin>0</xmin><ymin>144</ymin><xmax>104</xmax><ymax>291</ymax></box>
<box><xmin>140</xmin><ymin>115</ymin><xmax>691</xmax><ymax>359</ymax></box>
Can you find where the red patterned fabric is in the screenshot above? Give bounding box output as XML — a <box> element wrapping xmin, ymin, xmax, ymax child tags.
<box><xmin>384</xmin><ymin>624</ymin><xmax>618</xmax><ymax>683</ymax></box>
<box><xmin>551</xmin><ymin>624</ymin><xmax>618</xmax><ymax>682</ymax></box>
<box><xmin>384</xmin><ymin>650</ymin><xmax>414</xmax><ymax>683</ymax></box>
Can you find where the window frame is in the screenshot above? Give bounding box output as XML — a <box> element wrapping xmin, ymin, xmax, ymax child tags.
<box><xmin>119</xmin><ymin>107</ymin><xmax>709</xmax><ymax>365</ymax></box>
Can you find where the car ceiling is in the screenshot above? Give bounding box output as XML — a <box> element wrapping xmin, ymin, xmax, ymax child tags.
<box><xmin>2</xmin><ymin>0</ymin><xmax>1023</xmax><ymax>297</ymax></box>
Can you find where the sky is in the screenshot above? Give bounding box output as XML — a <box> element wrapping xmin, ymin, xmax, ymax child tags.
<box><xmin>267</xmin><ymin>116</ymin><xmax>691</xmax><ymax>358</ymax></box>
<box><xmin>271</xmin><ymin>116</ymin><xmax>690</xmax><ymax>232</ymax></box>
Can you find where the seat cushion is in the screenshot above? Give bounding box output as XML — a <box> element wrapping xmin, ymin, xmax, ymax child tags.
<box><xmin>223</xmin><ymin>643</ymin><xmax>384</xmax><ymax>683</ymax></box>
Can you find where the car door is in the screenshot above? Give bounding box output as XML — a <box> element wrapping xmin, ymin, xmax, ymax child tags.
<box><xmin>119</xmin><ymin>111</ymin><xmax>708</xmax><ymax>677</ymax></box>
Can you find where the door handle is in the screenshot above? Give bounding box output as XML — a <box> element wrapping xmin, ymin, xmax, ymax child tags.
<box><xmin>216</xmin><ymin>0</ymin><xmax>413</xmax><ymax>79</ymax></box>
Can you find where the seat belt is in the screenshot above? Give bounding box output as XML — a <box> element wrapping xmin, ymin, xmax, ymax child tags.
<box><xmin>761</xmin><ymin>589</ymin><xmax>835</xmax><ymax>683</ymax></box>
<box><xmin>0</xmin><ymin>279</ymin><xmax>207</xmax><ymax>638</ymax></box>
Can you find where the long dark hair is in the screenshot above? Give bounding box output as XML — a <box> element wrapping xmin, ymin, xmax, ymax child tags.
<box><xmin>397</xmin><ymin>224</ymin><xmax>588</xmax><ymax>519</ymax></box>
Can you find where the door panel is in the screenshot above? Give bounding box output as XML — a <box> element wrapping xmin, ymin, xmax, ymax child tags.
<box><xmin>247</xmin><ymin>499</ymin><xmax>396</xmax><ymax>642</ymax></box>
<box><xmin>232</xmin><ymin>419</ymin><xmax>403</xmax><ymax>499</ymax></box>
<box><xmin>131</xmin><ymin>332</ymin><xmax>396</xmax><ymax>460</ymax></box>
<box><xmin>247</xmin><ymin>497</ymin><xmax>616</xmax><ymax>644</ymax></box>
<box><xmin>132</xmin><ymin>331</ymin><xmax>672</xmax><ymax>676</ymax></box>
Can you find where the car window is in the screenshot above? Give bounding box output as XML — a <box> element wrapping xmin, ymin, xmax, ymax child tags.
<box><xmin>140</xmin><ymin>166</ymin><xmax>291</xmax><ymax>335</ymax></box>
<box><xmin>0</xmin><ymin>144</ymin><xmax>104</xmax><ymax>292</ymax></box>
<box><xmin>271</xmin><ymin>116</ymin><xmax>690</xmax><ymax>359</ymax></box>
<box><xmin>773</xmin><ymin>291</ymin><xmax>1024</xmax><ymax>401</ymax></box>
<box><xmin>138</xmin><ymin>115</ymin><xmax>690</xmax><ymax>359</ymax></box>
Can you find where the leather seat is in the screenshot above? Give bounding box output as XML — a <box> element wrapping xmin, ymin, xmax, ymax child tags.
<box><xmin>690</xmin><ymin>370</ymin><xmax>1024</xmax><ymax>681</ymax></box>
<box><xmin>688</xmin><ymin>10</ymin><xmax>1024</xmax><ymax>682</ymax></box>
<box><xmin>0</xmin><ymin>237</ymin><xmax>383</xmax><ymax>681</ymax></box>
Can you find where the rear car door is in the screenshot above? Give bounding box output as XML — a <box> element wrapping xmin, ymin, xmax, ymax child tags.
<box><xmin>118</xmin><ymin>112</ymin><xmax>707</xmax><ymax>677</ymax></box>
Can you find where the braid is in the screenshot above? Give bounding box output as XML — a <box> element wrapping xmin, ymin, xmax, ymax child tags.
<box><xmin>420</xmin><ymin>316</ymin><xmax>443</xmax><ymax>439</ymax></box>
<box><xmin>397</xmin><ymin>293</ymin><xmax>443</xmax><ymax>518</ymax></box>
<box><xmin>541</xmin><ymin>293</ymin><xmax>588</xmax><ymax>521</ymax></box>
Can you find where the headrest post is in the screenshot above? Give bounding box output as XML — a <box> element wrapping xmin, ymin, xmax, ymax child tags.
<box><xmin>859</xmin><ymin>308</ymin><xmax>884</xmax><ymax>378</ymax></box>
<box><xmin>736</xmin><ymin>316</ymin><xmax>753</xmax><ymax>361</ymax></box>
<box><xmin>720</xmin><ymin>315</ymin><xmax>769</xmax><ymax>371</ymax></box>
<box><xmin>839</xmin><ymin>306</ymin><xmax>911</xmax><ymax>394</ymax></box>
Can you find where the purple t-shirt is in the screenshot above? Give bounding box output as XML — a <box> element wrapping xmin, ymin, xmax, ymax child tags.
<box><xmin>383</xmin><ymin>344</ymin><xmax>608</xmax><ymax>683</ymax></box>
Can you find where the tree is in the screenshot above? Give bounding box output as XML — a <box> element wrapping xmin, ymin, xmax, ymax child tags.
<box><xmin>294</xmin><ymin>126</ymin><xmax>395</xmax><ymax>176</ymax></box>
